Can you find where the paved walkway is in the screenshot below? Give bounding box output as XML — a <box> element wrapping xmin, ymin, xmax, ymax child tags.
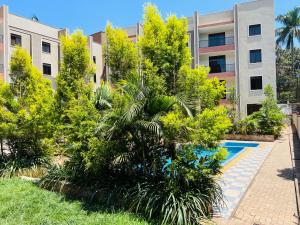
<box><xmin>214</xmin><ymin>127</ymin><xmax>299</xmax><ymax>225</ymax></box>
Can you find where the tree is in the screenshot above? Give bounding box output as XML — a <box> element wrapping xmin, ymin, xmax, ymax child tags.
<box><xmin>276</xmin><ymin>46</ymin><xmax>300</xmax><ymax>103</ymax></box>
<box><xmin>0</xmin><ymin>47</ymin><xmax>54</xmax><ymax>169</ymax></box>
<box><xmin>139</xmin><ymin>3</ymin><xmax>191</xmax><ymax>94</ymax></box>
<box><xmin>276</xmin><ymin>7</ymin><xmax>300</xmax><ymax>98</ymax></box>
<box><xmin>55</xmin><ymin>30</ymin><xmax>94</xmax><ymax>116</ymax></box>
<box><xmin>252</xmin><ymin>85</ymin><xmax>285</xmax><ymax>138</ymax></box>
<box><xmin>104</xmin><ymin>24</ymin><xmax>139</xmax><ymax>82</ymax></box>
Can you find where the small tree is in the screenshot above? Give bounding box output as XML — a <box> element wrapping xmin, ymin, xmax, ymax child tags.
<box><xmin>252</xmin><ymin>85</ymin><xmax>285</xmax><ymax>137</ymax></box>
<box><xmin>0</xmin><ymin>47</ymin><xmax>54</xmax><ymax>168</ymax></box>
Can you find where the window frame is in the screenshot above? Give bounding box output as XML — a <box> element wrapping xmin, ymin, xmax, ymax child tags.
<box><xmin>249</xmin><ymin>49</ymin><xmax>262</xmax><ymax>64</ymax></box>
<box><xmin>42</xmin><ymin>41</ymin><xmax>51</xmax><ymax>53</ymax></box>
<box><xmin>250</xmin><ymin>75</ymin><xmax>263</xmax><ymax>91</ymax></box>
<box><xmin>11</xmin><ymin>33</ymin><xmax>22</xmax><ymax>47</ymax></box>
<box><xmin>248</xmin><ymin>24</ymin><xmax>262</xmax><ymax>37</ymax></box>
<box><xmin>43</xmin><ymin>63</ymin><xmax>52</xmax><ymax>75</ymax></box>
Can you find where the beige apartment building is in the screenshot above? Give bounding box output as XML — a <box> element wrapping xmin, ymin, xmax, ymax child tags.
<box><xmin>92</xmin><ymin>0</ymin><xmax>276</xmax><ymax>118</ymax></box>
<box><xmin>0</xmin><ymin>0</ymin><xmax>276</xmax><ymax>118</ymax></box>
<box><xmin>0</xmin><ymin>5</ymin><xmax>103</xmax><ymax>89</ymax></box>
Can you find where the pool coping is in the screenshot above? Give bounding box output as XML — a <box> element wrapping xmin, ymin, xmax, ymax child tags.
<box><xmin>215</xmin><ymin>140</ymin><xmax>275</xmax><ymax>219</ymax></box>
<box><xmin>221</xmin><ymin>140</ymin><xmax>260</xmax><ymax>166</ymax></box>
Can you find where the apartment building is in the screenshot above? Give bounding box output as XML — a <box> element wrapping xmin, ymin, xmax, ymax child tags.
<box><xmin>92</xmin><ymin>0</ymin><xmax>276</xmax><ymax>118</ymax></box>
<box><xmin>0</xmin><ymin>5</ymin><xmax>103</xmax><ymax>89</ymax></box>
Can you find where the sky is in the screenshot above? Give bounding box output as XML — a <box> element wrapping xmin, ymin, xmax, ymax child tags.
<box><xmin>0</xmin><ymin>0</ymin><xmax>299</xmax><ymax>35</ymax></box>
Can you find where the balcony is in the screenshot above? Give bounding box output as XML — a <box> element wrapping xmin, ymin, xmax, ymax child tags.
<box><xmin>208</xmin><ymin>63</ymin><xmax>235</xmax><ymax>78</ymax></box>
<box><xmin>199</xmin><ymin>36</ymin><xmax>235</xmax><ymax>54</ymax></box>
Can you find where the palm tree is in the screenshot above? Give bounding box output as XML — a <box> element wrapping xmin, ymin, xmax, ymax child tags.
<box><xmin>276</xmin><ymin>6</ymin><xmax>300</xmax><ymax>98</ymax></box>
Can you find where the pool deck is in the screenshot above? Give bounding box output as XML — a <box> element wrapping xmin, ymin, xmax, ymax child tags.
<box><xmin>213</xmin><ymin>127</ymin><xmax>299</xmax><ymax>225</ymax></box>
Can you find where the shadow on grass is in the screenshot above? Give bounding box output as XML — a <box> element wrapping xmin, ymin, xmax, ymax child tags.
<box><xmin>34</xmin><ymin>181</ymin><xmax>155</xmax><ymax>224</ymax></box>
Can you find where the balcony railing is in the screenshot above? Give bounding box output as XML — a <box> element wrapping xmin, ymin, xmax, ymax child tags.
<box><xmin>199</xmin><ymin>36</ymin><xmax>234</xmax><ymax>48</ymax></box>
<box><xmin>208</xmin><ymin>64</ymin><xmax>235</xmax><ymax>74</ymax></box>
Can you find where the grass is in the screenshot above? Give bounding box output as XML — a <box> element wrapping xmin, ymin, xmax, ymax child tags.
<box><xmin>0</xmin><ymin>178</ymin><xmax>150</xmax><ymax>225</ymax></box>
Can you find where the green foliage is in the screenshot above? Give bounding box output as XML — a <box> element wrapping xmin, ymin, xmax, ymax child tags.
<box><xmin>139</xmin><ymin>3</ymin><xmax>191</xmax><ymax>94</ymax></box>
<box><xmin>276</xmin><ymin>47</ymin><xmax>300</xmax><ymax>103</ymax></box>
<box><xmin>251</xmin><ymin>85</ymin><xmax>285</xmax><ymax>137</ymax></box>
<box><xmin>55</xmin><ymin>30</ymin><xmax>94</xmax><ymax>115</ymax></box>
<box><xmin>0</xmin><ymin>47</ymin><xmax>54</xmax><ymax>173</ymax></box>
<box><xmin>104</xmin><ymin>24</ymin><xmax>139</xmax><ymax>82</ymax></box>
<box><xmin>42</xmin><ymin>4</ymin><xmax>232</xmax><ymax>225</ymax></box>
<box><xmin>232</xmin><ymin>85</ymin><xmax>285</xmax><ymax>138</ymax></box>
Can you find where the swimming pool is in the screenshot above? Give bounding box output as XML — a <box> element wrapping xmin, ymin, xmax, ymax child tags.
<box><xmin>220</xmin><ymin>142</ymin><xmax>259</xmax><ymax>164</ymax></box>
<box><xmin>195</xmin><ymin>142</ymin><xmax>259</xmax><ymax>165</ymax></box>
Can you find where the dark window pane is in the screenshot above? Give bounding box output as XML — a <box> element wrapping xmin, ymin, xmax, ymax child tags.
<box><xmin>208</xmin><ymin>32</ymin><xmax>225</xmax><ymax>47</ymax></box>
<box><xmin>42</xmin><ymin>42</ymin><xmax>51</xmax><ymax>53</ymax></box>
<box><xmin>250</xmin><ymin>49</ymin><xmax>262</xmax><ymax>63</ymax></box>
<box><xmin>11</xmin><ymin>34</ymin><xmax>21</xmax><ymax>46</ymax></box>
<box><xmin>250</xmin><ymin>76</ymin><xmax>263</xmax><ymax>90</ymax></box>
<box><xmin>209</xmin><ymin>55</ymin><xmax>226</xmax><ymax>73</ymax></box>
<box><xmin>94</xmin><ymin>74</ymin><xmax>97</xmax><ymax>83</ymax></box>
<box><xmin>43</xmin><ymin>63</ymin><xmax>51</xmax><ymax>75</ymax></box>
<box><xmin>249</xmin><ymin>24</ymin><xmax>261</xmax><ymax>36</ymax></box>
<box><xmin>247</xmin><ymin>104</ymin><xmax>262</xmax><ymax>116</ymax></box>
<box><xmin>93</xmin><ymin>56</ymin><xmax>96</xmax><ymax>64</ymax></box>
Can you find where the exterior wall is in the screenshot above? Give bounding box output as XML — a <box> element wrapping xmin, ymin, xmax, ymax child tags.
<box><xmin>0</xmin><ymin>5</ymin><xmax>102</xmax><ymax>91</ymax></box>
<box><xmin>235</xmin><ymin>0</ymin><xmax>276</xmax><ymax>117</ymax></box>
<box><xmin>198</xmin><ymin>10</ymin><xmax>234</xmax><ymax>27</ymax></box>
<box><xmin>7</xmin><ymin>13</ymin><xmax>62</xmax><ymax>85</ymax></box>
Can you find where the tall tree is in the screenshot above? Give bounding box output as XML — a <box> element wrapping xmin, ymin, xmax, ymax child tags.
<box><xmin>139</xmin><ymin>4</ymin><xmax>191</xmax><ymax>94</ymax></box>
<box><xmin>104</xmin><ymin>23</ymin><xmax>139</xmax><ymax>83</ymax></box>
<box><xmin>276</xmin><ymin>7</ymin><xmax>300</xmax><ymax>97</ymax></box>
<box><xmin>55</xmin><ymin>30</ymin><xmax>94</xmax><ymax>116</ymax></box>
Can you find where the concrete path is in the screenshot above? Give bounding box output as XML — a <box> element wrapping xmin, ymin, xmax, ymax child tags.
<box><xmin>214</xmin><ymin>127</ymin><xmax>299</xmax><ymax>225</ymax></box>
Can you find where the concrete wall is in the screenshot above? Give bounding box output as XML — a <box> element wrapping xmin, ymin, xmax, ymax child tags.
<box><xmin>235</xmin><ymin>0</ymin><xmax>276</xmax><ymax>117</ymax></box>
<box><xmin>198</xmin><ymin>10</ymin><xmax>234</xmax><ymax>26</ymax></box>
<box><xmin>293</xmin><ymin>114</ymin><xmax>300</xmax><ymax>139</ymax></box>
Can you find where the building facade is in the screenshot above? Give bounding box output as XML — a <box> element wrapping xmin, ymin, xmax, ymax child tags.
<box><xmin>92</xmin><ymin>0</ymin><xmax>276</xmax><ymax>118</ymax></box>
<box><xmin>0</xmin><ymin>5</ymin><xmax>103</xmax><ymax>89</ymax></box>
<box><xmin>0</xmin><ymin>0</ymin><xmax>276</xmax><ymax>118</ymax></box>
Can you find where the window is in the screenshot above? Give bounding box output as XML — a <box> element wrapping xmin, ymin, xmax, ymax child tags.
<box><xmin>93</xmin><ymin>56</ymin><xmax>96</xmax><ymax>64</ymax></box>
<box><xmin>249</xmin><ymin>24</ymin><xmax>261</xmax><ymax>36</ymax></box>
<box><xmin>93</xmin><ymin>74</ymin><xmax>97</xmax><ymax>83</ymax></box>
<box><xmin>43</xmin><ymin>63</ymin><xmax>51</xmax><ymax>75</ymax></box>
<box><xmin>250</xmin><ymin>76</ymin><xmax>263</xmax><ymax>90</ymax></box>
<box><xmin>42</xmin><ymin>42</ymin><xmax>51</xmax><ymax>53</ymax></box>
<box><xmin>11</xmin><ymin>34</ymin><xmax>21</xmax><ymax>46</ymax></box>
<box><xmin>208</xmin><ymin>32</ymin><xmax>225</xmax><ymax>47</ymax></box>
<box><xmin>250</xmin><ymin>49</ymin><xmax>262</xmax><ymax>63</ymax></box>
<box><xmin>247</xmin><ymin>104</ymin><xmax>262</xmax><ymax>116</ymax></box>
<box><xmin>209</xmin><ymin>55</ymin><xmax>226</xmax><ymax>73</ymax></box>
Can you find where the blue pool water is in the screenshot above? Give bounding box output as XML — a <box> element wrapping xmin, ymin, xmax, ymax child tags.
<box><xmin>195</xmin><ymin>142</ymin><xmax>259</xmax><ymax>164</ymax></box>
<box><xmin>220</xmin><ymin>142</ymin><xmax>259</xmax><ymax>163</ymax></box>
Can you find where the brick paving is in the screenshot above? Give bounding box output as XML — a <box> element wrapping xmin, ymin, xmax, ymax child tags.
<box><xmin>214</xmin><ymin>127</ymin><xmax>299</xmax><ymax>225</ymax></box>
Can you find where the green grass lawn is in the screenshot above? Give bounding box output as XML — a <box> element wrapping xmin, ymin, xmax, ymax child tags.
<box><xmin>0</xmin><ymin>178</ymin><xmax>150</xmax><ymax>225</ymax></box>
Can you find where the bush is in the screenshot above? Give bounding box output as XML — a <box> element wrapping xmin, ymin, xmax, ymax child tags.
<box><xmin>231</xmin><ymin>85</ymin><xmax>285</xmax><ymax>138</ymax></box>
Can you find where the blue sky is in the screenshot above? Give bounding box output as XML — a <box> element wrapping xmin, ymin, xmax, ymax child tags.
<box><xmin>0</xmin><ymin>0</ymin><xmax>299</xmax><ymax>35</ymax></box>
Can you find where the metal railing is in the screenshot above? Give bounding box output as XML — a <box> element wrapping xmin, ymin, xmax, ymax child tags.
<box><xmin>208</xmin><ymin>63</ymin><xmax>235</xmax><ymax>74</ymax></box>
<box><xmin>199</xmin><ymin>36</ymin><xmax>234</xmax><ymax>48</ymax></box>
